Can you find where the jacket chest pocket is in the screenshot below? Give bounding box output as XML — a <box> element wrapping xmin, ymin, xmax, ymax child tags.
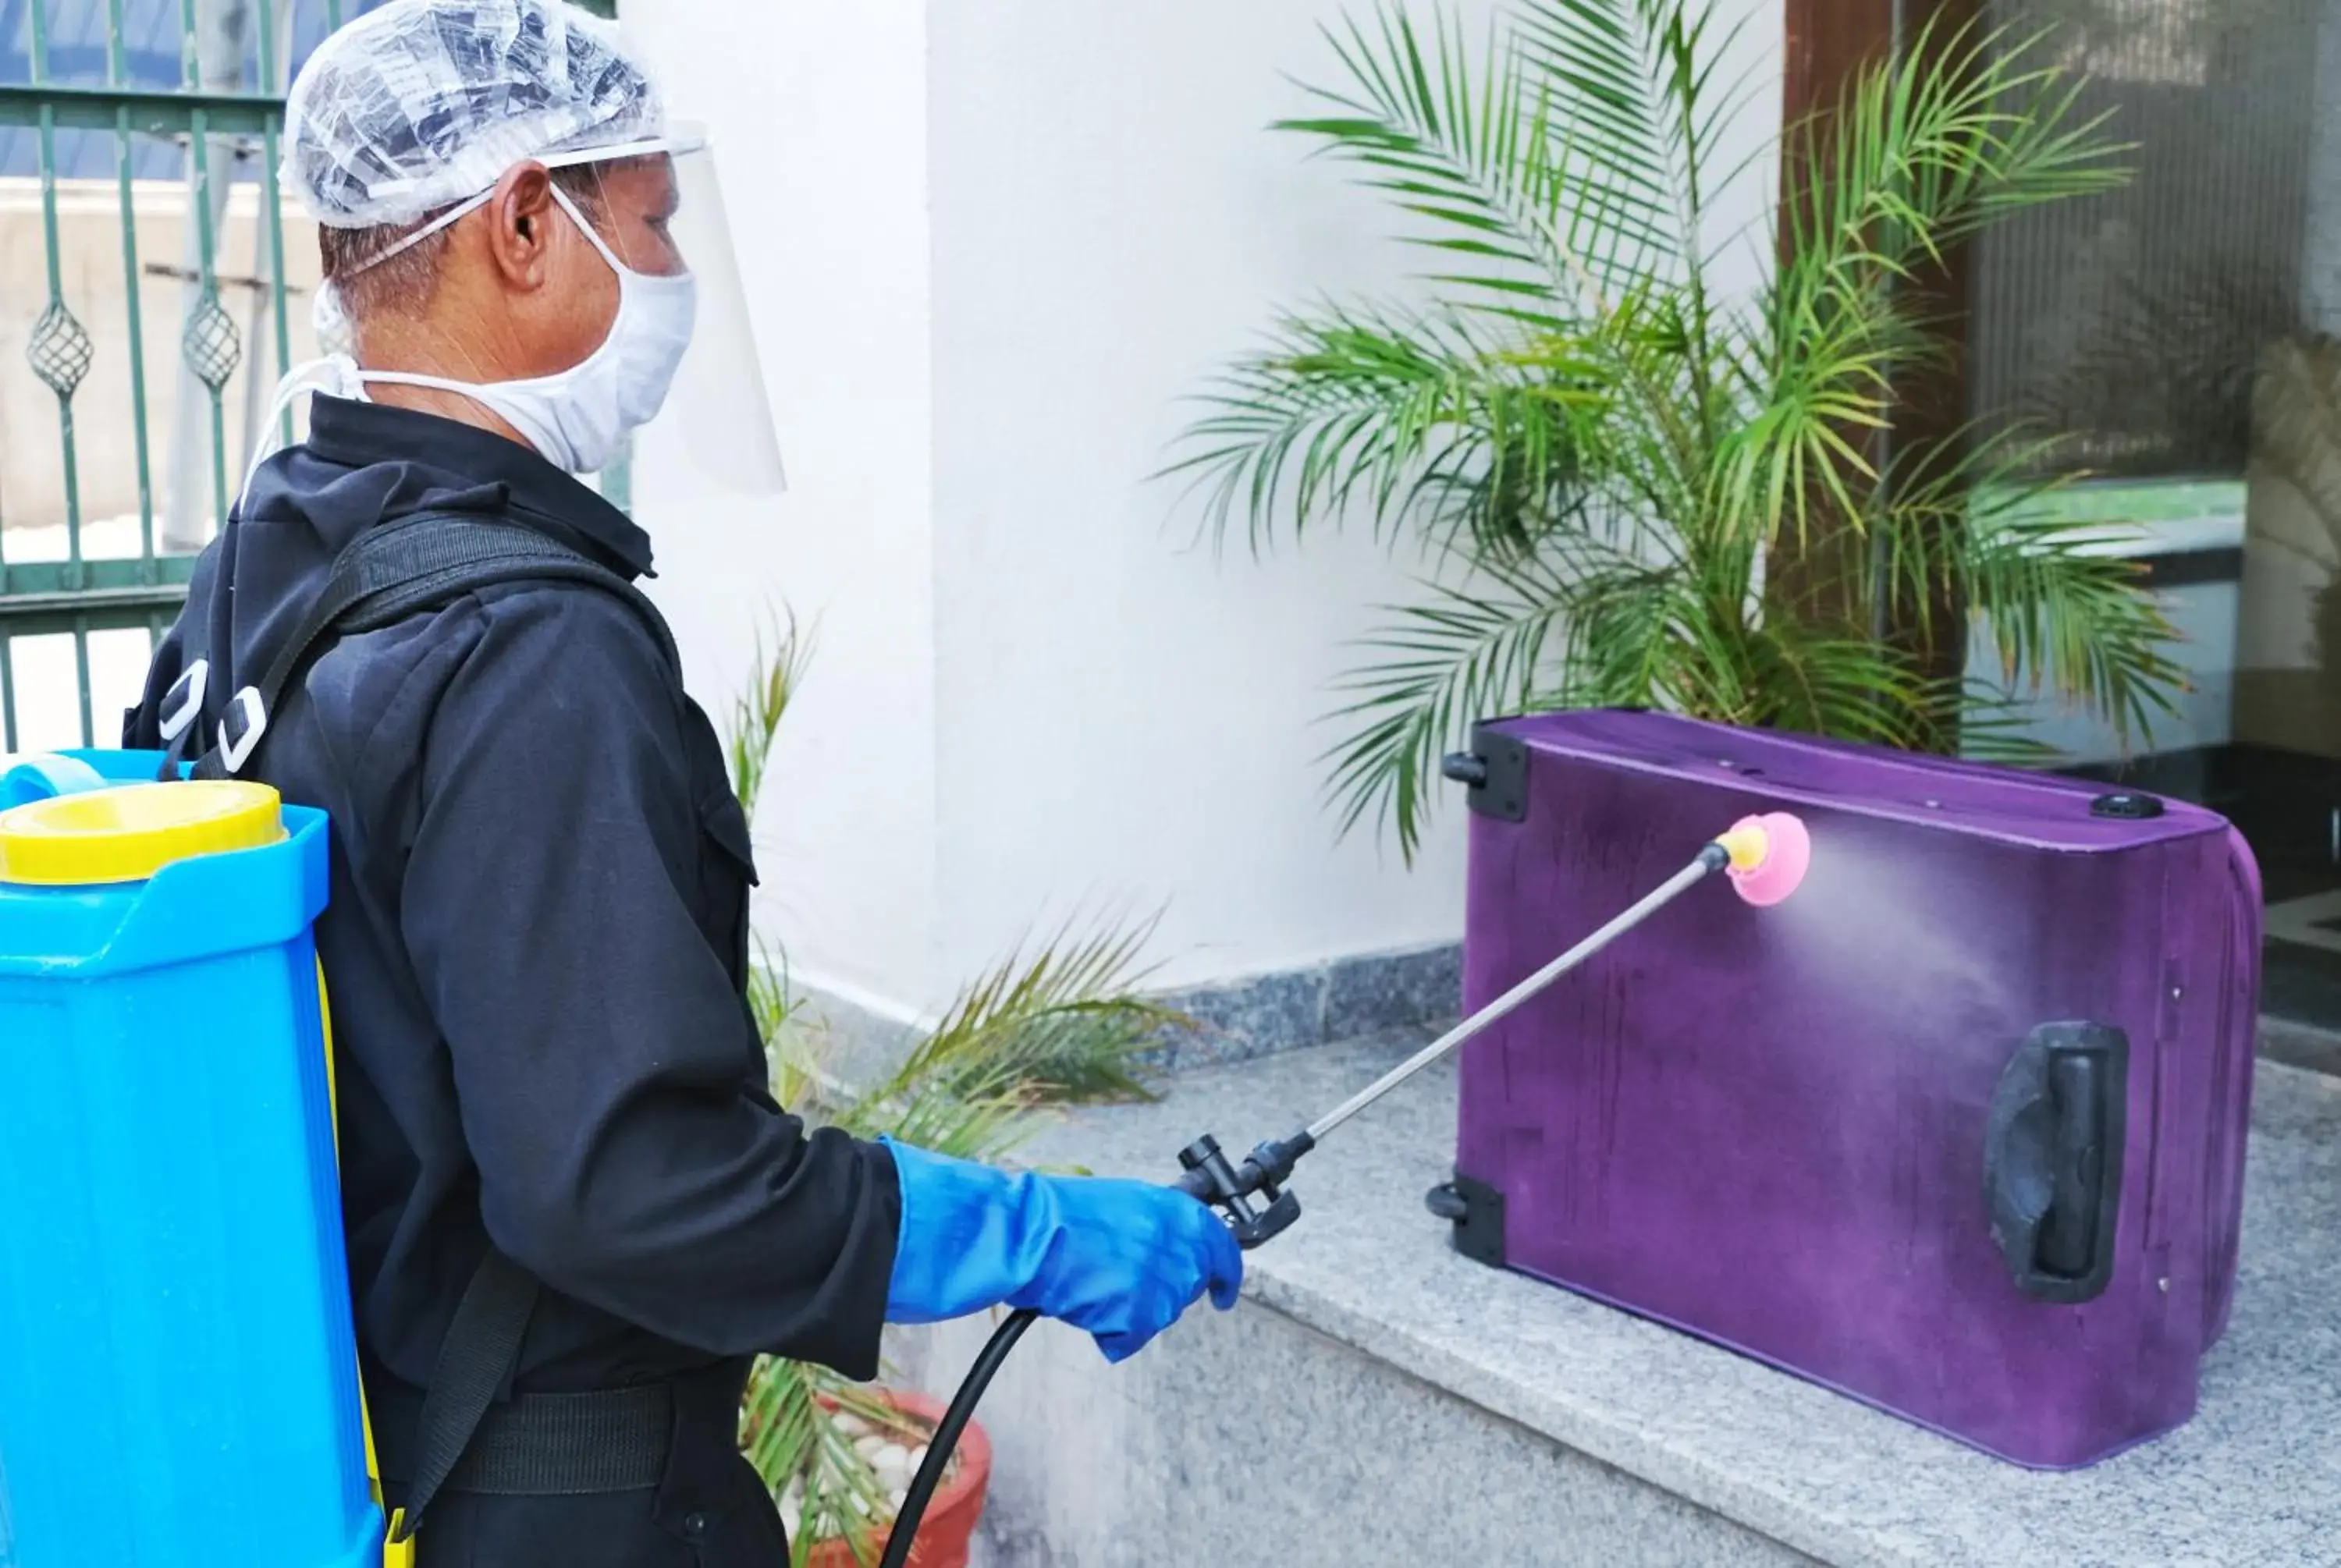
<box><xmin>680</xmin><ymin>698</ymin><xmax>758</xmax><ymax>991</ymax></box>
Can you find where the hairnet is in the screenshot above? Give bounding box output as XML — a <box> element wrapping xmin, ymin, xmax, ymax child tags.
<box><xmin>284</xmin><ymin>0</ymin><xmax>663</xmax><ymax>230</ymax></box>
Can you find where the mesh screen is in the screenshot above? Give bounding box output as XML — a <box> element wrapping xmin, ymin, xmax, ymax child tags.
<box><xmin>1970</xmin><ymin>0</ymin><xmax>2321</xmax><ymax>477</ymax></box>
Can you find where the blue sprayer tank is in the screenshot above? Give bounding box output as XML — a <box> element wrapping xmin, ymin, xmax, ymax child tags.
<box><xmin>0</xmin><ymin>750</ymin><xmax>385</xmax><ymax>1568</ymax></box>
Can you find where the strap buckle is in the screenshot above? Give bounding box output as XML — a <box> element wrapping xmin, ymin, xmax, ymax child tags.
<box><xmin>157</xmin><ymin>660</ymin><xmax>208</xmax><ymax>744</ymax></box>
<box><xmin>383</xmin><ymin>1508</ymin><xmax>417</xmax><ymax>1564</ymax></box>
<box><xmin>216</xmin><ymin>687</ymin><xmax>268</xmax><ymax>775</ymax></box>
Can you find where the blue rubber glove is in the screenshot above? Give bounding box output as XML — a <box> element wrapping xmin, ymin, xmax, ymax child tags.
<box><xmin>883</xmin><ymin>1140</ymin><xmax>1243</xmax><ymax>1362</ymax></box>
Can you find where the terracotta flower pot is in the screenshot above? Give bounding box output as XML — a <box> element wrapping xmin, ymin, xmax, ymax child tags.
<box><xmin>802</xmin><ymin>1390</ymin><xmax>991</xmax><ymax>1568</ymax></box>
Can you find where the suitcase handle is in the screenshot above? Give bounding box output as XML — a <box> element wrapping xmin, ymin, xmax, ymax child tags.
<box><xmin>1983</xmin><ymin>1022</ymin><xmax>2129</xmax><ymax>1303</ymax></box>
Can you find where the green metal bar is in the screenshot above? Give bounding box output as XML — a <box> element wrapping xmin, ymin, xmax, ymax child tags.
<box><xmin>0</xmin><ymin>591</ymin><xmax>195</xmax><ymax>641</ymax></box>
<box><xmin>265</xmin><ymin>136</ymin><xmax>292</xmax><ymax>444</ymax></box>
<box><xmin>103</xmin><ymin>2</ymin><xmax>133</xmax><ymax>112</ymax></box>
<box><xmin>1</xmin><ymin>613</ymin><xmax>190</xmax><ymax>642</ymax></box>
<box><xmin>258</xmin><ymin>0</ymin><xmax>293</xmax><ymax>445</ymax></box>
<box><xmin>73</xmin><ymin>619</ymin><xmax>94</xmax><ymax>747</ymax></box>
<box><xmin>38</xmin><ymin>115</ymin><xmax>82</xmax><ymax>579</ymax></box>
<box><xmin>108</xmin><ymin>0</ymin><xmax>159</xmax><ymax>578</ymax></box>
<box><xmin>5</xmin><ymin>557</ymin><xmax>200</xmax><ymax>597</ymax></box>
<box><xmin>0</xmin><ymin>637</ymin><xmax>16</xmax><ymax>753</ymax></box>
<box><xmin>325</xmin><ymin>0</ymin><xmax>344</xmax><ymax>29</ymax></box>
<box><xmin>28</xmin><ymin>0</ymin><xmax>87</xmax><ymax>584</ymax></box>
<box><xmin>186</xmin><ymin>105</ymin><xmax>233</xmax><ymax>532</ymax></box>
<box><xmin>0</xmin><ymin>583</ymin><xmax>194</xmax><ymax>618</ymax></box>
<box><xmin>179</xmin><ymin>0</ymin><xmax>199</xmax><ymax>88</ymax></box>
<box><xmin>256</xmin><ymin>0</ymin><xmax>282</xmax><ymax>118</ymax></box>
<box><xmin>0</xmin><ymin>85</ymin><xmax>286</xmax><ymax>136</ymax></box>
<box><xmin>26</xmin><ymin>3</ymin><xmax>54</xmax><ymax>83</ymax></box>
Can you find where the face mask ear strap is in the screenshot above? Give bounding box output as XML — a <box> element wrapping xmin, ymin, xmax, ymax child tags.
<box><xmin>545</xmin><ymin>183</ymin><xmax>630</xmax><ymax>278</ymax></box>
<box><xmin>336</xmin><ymin>188</ymin><xmax>493</xmax><ymax>280</ymax></box>
<box><xmin>236</xmin><ymin>356</ymin><xmax>364</xmax><ymax>517</ymax></box>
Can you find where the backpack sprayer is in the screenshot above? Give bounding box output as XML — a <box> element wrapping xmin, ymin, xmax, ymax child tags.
<box><xmin>874</xmin><ymin>810</ymin><xmax>1813</xmax><ymax>1568</ymax></box>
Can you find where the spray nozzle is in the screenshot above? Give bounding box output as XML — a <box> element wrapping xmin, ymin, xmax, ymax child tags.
<box><xmin>1707</xmin><ymin>812</ymin><xmax>1810</xmax><ymax>906</ymax></box>
<box><xmin>1714</xmin><ymin>821</ymin><xmax>1771</xmax><ymax>872</ymax></box>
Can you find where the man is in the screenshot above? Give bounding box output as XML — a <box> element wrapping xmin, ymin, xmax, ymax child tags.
<box><xmin>124</xmin><ymin>4</ymin><xmax>1241</xmax><ymax>1564</ymax></box>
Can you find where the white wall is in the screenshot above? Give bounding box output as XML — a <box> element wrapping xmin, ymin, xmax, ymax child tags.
<box><xmin>625</xmin><ymin>0</ymin><xmax>945</xmax><ymax>1010</ymax></box>
<box><xmin>631</xmin><ymin>0</ymin><xmax>1784</xmax><ymax>1017</ymax></box>
<box><xmin>922</xmin><ymin>1</ymin><xmax>1485</xmax><ymax>993</ymax></box>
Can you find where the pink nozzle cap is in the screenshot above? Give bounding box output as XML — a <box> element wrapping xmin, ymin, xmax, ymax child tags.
<box><xmin>1725</xmin><ymin>812</ymin><xmax>1810</xmax><ymax>906</ymax></box>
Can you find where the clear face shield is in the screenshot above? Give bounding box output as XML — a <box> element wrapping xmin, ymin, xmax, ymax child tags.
<box><xmin>550</xmin><ymin>122</ymin><xmax>785</xmax><ymax>496</ymax></box>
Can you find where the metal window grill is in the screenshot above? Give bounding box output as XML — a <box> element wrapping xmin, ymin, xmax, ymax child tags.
<box><xmin>0</xmin><ymin>0</ymin><xmax>618</xmax><ymax>753</ymax></box>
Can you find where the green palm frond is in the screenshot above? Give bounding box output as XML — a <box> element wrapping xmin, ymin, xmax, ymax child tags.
<box><xmin>731</xmin><ymin>607</ymin><xmax>816</xmax><ymax>827</ymax></box>
<box><xmin>1745</xmin><ymin>19</ymin><xmax>2127</xmax><ymax>548</ymax></box>
<box><xmin>1163</xmin><ymin>303</ymin><xmax>1600</xmax><ymax>555</ymax></box>
<box><xmin>850</xmin><ymin>915</ymin><xmax>1179</xmax><ymax>1144</ymax></box>
<box><xmin>1778</xmin><ymin>19</ymin><xmax>2124</xmax><ymax>292</ymax></box>
<box><xmin>751</xmin><ymin>937</ymin><xmax>819</xmax><ymax>1110</ymax></box>
<box><xmin>1508</xmin><ymin>0</ymin><xmax>1758</xmax><ymax>275</ymax></box>
<box><xmin>1866</xmin><ymin>432</ymin><xmax>2183</xmax><ymax>751</ymax></box>
<box><xmin>1958</xmin><ymin>680</ymin><xmax>2071</xmax><ymax>767</ymax></box>
<box><xmin>1958</xmin><ymin>516</ymin><xmax>2182</xmax><ymax>750</ymax></box>
<box><xmin>743</xmin><ymin>912</ymin><xmax>1181</xmax><ymax>1544</ymax></box>
<box><xmin>1327</xmin><ymin>534</ymin><xmax>1627</xmax><ymax>856</ymax></box>
<box><xmin>1735</xmin><ymin>615</ymin><xmax>1941</xmax><ymax>748</ymax></box>
<box><xmin>1281</xmin><ymin>3</ymin><xmax>1678</xmax><ymax>310</ymax></box>
<box><xmin>1177</xmin><ymin>0</ymin><xmax>2179</xmax><ymax>860</ymax></box>
<box><xmin>740</xmin><ymin>1359</ymin><xmax>897</xmax><ymax>1568</ymax></box>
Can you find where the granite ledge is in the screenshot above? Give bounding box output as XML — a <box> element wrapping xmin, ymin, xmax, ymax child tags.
<box><xmin>1025</xmin><ymin>1033</ymin><xmax>2341</xmax><ymax>1568</ymax></box>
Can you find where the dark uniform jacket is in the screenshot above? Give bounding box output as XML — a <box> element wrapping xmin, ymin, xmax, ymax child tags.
<box><xmin>125</xmin><ymin>395</ymin><xmax>901</xmax><ymax>1567</ymax></box>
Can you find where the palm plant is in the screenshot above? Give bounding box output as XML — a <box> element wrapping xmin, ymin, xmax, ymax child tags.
<box><xmin>722</xmin><ymin>622</ymin><xmax>1181</xmax><ymax>1566</ymax></box>
<box><xmin>1170</xmin><ymin>2</ymin><xmax>2185</xmax><ymax>859</ymax></box>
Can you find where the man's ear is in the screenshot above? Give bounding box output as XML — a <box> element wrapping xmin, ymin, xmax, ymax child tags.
<box><xmin>481</xmin><ymin>162</ymin><xmax>558</xmax><ymax>289</ymax></box>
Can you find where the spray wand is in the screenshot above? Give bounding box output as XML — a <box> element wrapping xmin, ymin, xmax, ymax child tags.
<box><xmin>875</xmin><ymin>812</ymin><xmax>1812</xmax><ymax>1568</ymax></box>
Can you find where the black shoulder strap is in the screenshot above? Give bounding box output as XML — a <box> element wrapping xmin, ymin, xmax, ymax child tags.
<box><xmin>172</xmin><ymin>509</ymin><xmax>677</xmax><ymax>782</ymax></box>
<box><xmin>158</xmin><ymin>511</ymin><xmax>674</xmax><ymax>1540</ymax></box>
<box><xmin>387</xmin><ymin>1248</ymin><xmax>541</xmax><ymax>1544</ymax></box>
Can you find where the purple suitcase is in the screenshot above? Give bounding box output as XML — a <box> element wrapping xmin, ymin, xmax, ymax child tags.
<box><xmin>1440</xmin><ymin>710</ymin><xmax>2262</xmax><ymax>1469</ymax></box>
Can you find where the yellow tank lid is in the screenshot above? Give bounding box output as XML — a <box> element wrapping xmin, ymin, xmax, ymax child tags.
<box><xmin>0</xmin><ymin>781</ymin><xmax>283</xmax><ymax>885</ymax></box>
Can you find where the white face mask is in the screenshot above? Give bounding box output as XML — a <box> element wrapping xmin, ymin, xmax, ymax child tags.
<box><xmin>356</xmin><ymin>185</ymin><xmax>698</xmax><ymax>474</ymax></box>
<box><xmin>241</xmin><ymin>187</ymin><xmax>698</xmax><ymax>512</ymax></box>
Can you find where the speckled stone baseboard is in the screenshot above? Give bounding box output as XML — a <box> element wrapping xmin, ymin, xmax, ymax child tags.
<box><xmin>1144</xmin><ymin>942</ymin><xmax>1461</xmax><ymax>1072</ymax></box>
<box><xmin>783</xmin><ymin>942</ymin><xmax>1464</xmax><ymax>1081</ymax></box>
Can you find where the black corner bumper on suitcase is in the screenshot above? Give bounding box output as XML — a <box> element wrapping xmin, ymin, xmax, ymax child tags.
<box><xmin>1426</xmin><ymin>1174</ymin><xmax>1508</xmax><ymax>1268</ymax></box>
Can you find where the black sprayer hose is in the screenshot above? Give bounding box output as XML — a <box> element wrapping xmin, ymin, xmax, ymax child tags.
<box><xmin>871</xmin><ymin>841</ymin><xmax>1736</xmax><ymax>1565</ymax></box>
<box><xmin>876</xmin><ymin>1307</ymin><xmax>1039</xmax><ymax>1568</ymax></box>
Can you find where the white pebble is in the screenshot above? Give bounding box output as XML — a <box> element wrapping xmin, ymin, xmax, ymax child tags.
<box><xmin>833</xmin><ymin>1413</ymin><xmax>872</xmax><ymax>1439</ymax></box>
<box><xmin>872</xmin><ymin>1442</ymin><xmax>909</xmax><ymax>1474</ymax></box>
<box><xmin>889</xmin><ymin>1488</ymin><xmax>908</xmax><ymax>1513</ymax></box>
<box><xmin>852</xmin><ymin>1435</ymin><xmax>886</xmax><ymax>1460</ymax></box>
<box><xmin>908</xmin><ymin>1446</ymin><xmax>929</xmax><ymax>1473</ymax></box>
